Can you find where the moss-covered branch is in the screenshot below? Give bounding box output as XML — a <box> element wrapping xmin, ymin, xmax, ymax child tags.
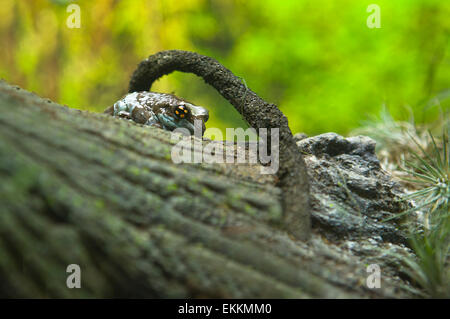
<box><xmin>129</xmin><ymin>50</ymin><xmax>311</xmax><ymax>240</ymax></box>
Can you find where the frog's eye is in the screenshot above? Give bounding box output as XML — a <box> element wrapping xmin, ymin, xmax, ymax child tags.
<box><xmin>174</xmin><ymin>105</ymin><xmax>190</xmax><ymax>119</ymax></box>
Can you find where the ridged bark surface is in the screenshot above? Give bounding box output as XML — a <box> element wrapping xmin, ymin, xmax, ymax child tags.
<box><xmin>0</xmin><ymin>81</ymin><xmax>346</xmax><ymax>298</ymax></box>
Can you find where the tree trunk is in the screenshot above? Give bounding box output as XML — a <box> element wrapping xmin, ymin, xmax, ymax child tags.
<box><xmin>1</xmin><ymin>80</ymin><xmax>421</xmax><ymax>299</ymax></box>
<box><xmin>0</xmin><ymin>80</ymin><xmax>349</xmax><ymax>298</ymax></box>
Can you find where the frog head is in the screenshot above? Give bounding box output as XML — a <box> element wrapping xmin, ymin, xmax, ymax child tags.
<box><xmin>155</xmin><ymin>98</ymin><xmax>209</xmax><ymax>136</ymax></box>
<box><xmin>110</xmin><ymin>91</ymin><xmax>209</xmax><ymax>136</ymax></box>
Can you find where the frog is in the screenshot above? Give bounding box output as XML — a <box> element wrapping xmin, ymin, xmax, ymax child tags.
<box><xmin>104</xmin><ymin>91</ymin><xmax>209</xmax><ymax>136</ymax></box>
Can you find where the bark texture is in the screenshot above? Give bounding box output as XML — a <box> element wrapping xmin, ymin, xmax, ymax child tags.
<box><xmin>0</xmin><ymin>80</ymin><xmax>338</xmax><ymax>298</ymax></box>
<box><xmin>0</xmin><ymin>80</ymin><xmax>421</xmax><ymax>299</ymax></box>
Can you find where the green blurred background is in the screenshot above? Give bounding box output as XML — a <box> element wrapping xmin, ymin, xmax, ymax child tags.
<box><xmin>0</xmin><ymin>0</ymin><xmax>449</xmax><ymax>138</ymax></box>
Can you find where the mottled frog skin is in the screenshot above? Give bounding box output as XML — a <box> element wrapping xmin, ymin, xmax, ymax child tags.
<box><xmin>105</xmin><ymin>91</ymin><xmax>209</xmax><ymax>135</ymax></box>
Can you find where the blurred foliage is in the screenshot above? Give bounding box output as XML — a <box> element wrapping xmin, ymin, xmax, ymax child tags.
<box><xmin>0</xmin><ymin>0</ymin><xmax>449</xmax><ymax>139</ymax></box>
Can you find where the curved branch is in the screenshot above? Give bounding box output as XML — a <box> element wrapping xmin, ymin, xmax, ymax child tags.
<box><xmin>129</xmin><ymin>50</ymin><xmax>310</xmax><ymax>240</ymax></box>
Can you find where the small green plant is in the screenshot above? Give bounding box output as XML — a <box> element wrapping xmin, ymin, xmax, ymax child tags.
<box><xmin>397</xmin><ymin>127</ymin><xmax>449</xmax><ymax>298</ymax></box>
<box><xmin>352</xmin><ymin>106</ymin><xmax>448</xmax><ymax>180</ymax></box>
<box><xmin>352</xmin><ymin>106</ymin><xmax>430</xmax><ymax>170</ymax></box>
<box><xmin>403</xmin><ymin>209</ymin><xmax>449</xmax><ymax>298</ymax></box>
<box><xmin>399</xmin><ymin>128</ymin><xmax>449</xmax><ymax>228</ymax></box>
